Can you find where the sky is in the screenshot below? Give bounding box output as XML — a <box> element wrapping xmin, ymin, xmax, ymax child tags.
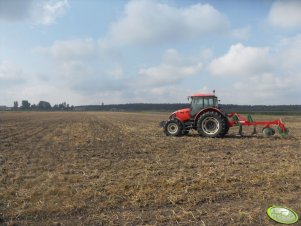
<box><xmin>1</xmin><ymin>0</ymin><xmax>301</xmax><ymax>106</ymax></box>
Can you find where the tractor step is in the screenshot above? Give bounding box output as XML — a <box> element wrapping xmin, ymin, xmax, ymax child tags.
<box><xmin>184</xmin><ymin>120</ymin><xmax>194</xmax><ymax>129</ymax></box>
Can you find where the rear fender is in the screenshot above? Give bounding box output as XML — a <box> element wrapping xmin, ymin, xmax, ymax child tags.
<box><xmin>193</xmin><ymin>107</ymin><xmax>228</xmax><ymax>127</ymax></box>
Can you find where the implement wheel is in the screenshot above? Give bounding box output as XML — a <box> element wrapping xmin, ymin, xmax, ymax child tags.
<box><xmin>262</xmin><ymin>127</ymin><xmax>275</xmax><ymax>138</ymax></box>
<box><xmin>164</xmin><ymin>120</ymin><xmax>183</xmax><ymax>136</ymax></box>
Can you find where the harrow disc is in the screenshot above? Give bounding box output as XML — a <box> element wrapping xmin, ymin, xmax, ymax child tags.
<box><xmin>262</xmin><ymin>127</ymin><xmax>275</xmax><ymax>138</ymax></box>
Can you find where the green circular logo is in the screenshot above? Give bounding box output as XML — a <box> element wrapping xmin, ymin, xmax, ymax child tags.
<box><xmin>267</xmin><ymin>206</ymin><xmax>299</xmax><ymax>224</ymax></box>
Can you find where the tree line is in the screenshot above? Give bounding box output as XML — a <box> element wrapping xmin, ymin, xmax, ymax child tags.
<box><xmin>7</xmin><ymin>101</ymin><xmax>301</xmax><ymax>114</ymax></box>
<box><xmin>13</xmin><ymin>100</ymin><xmax>74</xmax><ymax>111</ymax></box>
<box><xmin>77</xmin><ymin>103</ymin><xmax>301</xmax><ymax>114</ymax></box>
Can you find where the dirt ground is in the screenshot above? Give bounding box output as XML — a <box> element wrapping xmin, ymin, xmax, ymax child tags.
<box><xmin>0</xmin><ymin>112</ymin><xmax>300</xmax><ymax>225</ymax></box>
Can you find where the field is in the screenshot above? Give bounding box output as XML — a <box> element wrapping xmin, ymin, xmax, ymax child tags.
<box><xmin>0</xmin><ymin>112</ymin><xmax>300</xmax><ymax>225</ymax></box>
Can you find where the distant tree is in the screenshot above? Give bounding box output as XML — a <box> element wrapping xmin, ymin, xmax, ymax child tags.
<box><xmin>58</xmin><ymin>103</ymin><xmax>64</xmax><ymax>110</ymax></box>
<box><xmin>58</xmin><ymin>102</ymin><xmax>68</xmax><ymax>110</ymax></box>
<box><xmin>30</xmin><ymin>104</ymin><xmax>37</xmax><ymax>110</ymax></box>
<box><xmin>38</xmin><ymin>101</ymin><xmax>51</xmax><ymax>110</ymax></box>
<box><xmin>53</xmin><ymin>104</ymin><xmax>59</xmax><ymax>110</ymax></box>
<box><xmin>13</xmin><ymin>101</ymin><xmax>18</xmax><ymax>109</ymax></box>
<box><xmin>21</xmin><ymin>100</ymin><xmax>31</xmax><ymax>110</ymax></box>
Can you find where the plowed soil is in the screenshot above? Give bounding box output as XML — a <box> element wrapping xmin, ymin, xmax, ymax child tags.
<box><xmin>0</xmin><ymin>112</ymin><xmax>300</xmax><ymax>225</ymax></box>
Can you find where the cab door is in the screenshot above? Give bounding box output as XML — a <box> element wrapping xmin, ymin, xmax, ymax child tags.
<box><xmin>190</xmin><ymin>97</ymin><xmax>204</xmax><ymax>118</ymax></box>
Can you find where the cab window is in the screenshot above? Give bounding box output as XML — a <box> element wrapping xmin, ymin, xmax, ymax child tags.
<box><xmin>204</xmin><ymin>97</ymin><xmax>215</xmax><ymax>108</ymax></box>
<box><xmin>213</xmin><ymin>97</ymin><xmax>218</xmax><ymax>107</ymax></box>
<box><xmin>192</xmin><ymin>98</ymin><xmax>203</xmax><ymax>106</ymax></box>
<box><xmin>190</xmin><ymin>97</ymin><xmax>204</xmax><ymax>117</ymax></box>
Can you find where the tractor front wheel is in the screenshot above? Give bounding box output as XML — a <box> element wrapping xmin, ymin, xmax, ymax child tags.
<box><xmin>197</xmin><ymin>111</ymin><xmax>228</xmax><ymax>138</ymax></box>
<box><xmin>164</xmin><ymin>120</ymin><xmax>183</xmax><ymax>136</ymax></box>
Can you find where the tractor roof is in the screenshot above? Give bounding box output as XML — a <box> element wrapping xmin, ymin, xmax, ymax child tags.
<box><xmin>190</xmin><ymin>93</ymin><xmax>216</xmax><ymax>97</ymax></box>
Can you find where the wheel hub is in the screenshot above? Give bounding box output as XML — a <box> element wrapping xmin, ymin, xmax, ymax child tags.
<box><xmin>202</xmin><ymin>117</ymin><xmax>219</xmax><ymax>135</ymax></box>
<box><xmin>167</xmin><ymin>122</ymin><xmax>179</xmax><ymax>135</ymax></box>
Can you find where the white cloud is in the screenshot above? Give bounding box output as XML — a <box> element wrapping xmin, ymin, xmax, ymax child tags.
<box><xmin>208</xmin><ymin>43</ymin><xmax>272</xmax><ymax>77</ymax></box>
<box><xmin>0</xmin><ymin>61</ymin><xmax>26</xmax><ymax>88</ymax></box>
<box><xmin>33</xmin><ymin>0</ymin><xmax>69</xmax><ymax>25</ymax></box>
<box><xmin>223</xmin><ymin>72</ymin><xmax>299</xmax><ymax>105</ymax></box>
<box><xmin>268</xmin><ymin>0</ymin><xmax>301</xmax><ymax>29</ymax></box>
<box><xmin>231</xmin><ymin>26</ymin><xmax>251</xmax><ymax>40</ymax></box>
<box><xmin>0</xmin><ymin>60</ymin><xmax>23</xmax><ymax>80</ymax></box>
<box><xmin>207</xmin><ymin>36</ymin><xmax>301</xmax><ymax>104</ymax></box>
<box><xmin>60</xmin><ymin>61</ymin><xmax>93</xmax><ymax>79</ymax></box>
<box><xmin>138</xmin><ymin>49</ymin><xmax>202</xmax><ymax>86</ymax></box>
<box><xmin>129</xmin><ymin>85</ymin><xmax>192</xmax><ymax>103</ymax></box>
<box><xmin>201</xmin><ymin>48</ymin><xmax>214</xmax><ymax>61</ymax></box>
<box><xmin>35</xmin><ymin>38</ymin><xmax>97</xmax><ymax>60</ymax></box>
<box><xmin>279</xmin><ymin>34</ymin><xmax>301</xmax><ymax>69</ymax></box>
<box><xmin>108</xmin><ymin>67</ymin><xmax>124</xmax><ymax>79</ymax></box>
<box><xmin>33</xmin><ymin>36</ymin><xmax>130</xmax><ymax>99</ymax></box>
<box><xmin>105</xmin><ymin>0</ymin><xmax>229</xmax><ymax>46</ymax></box>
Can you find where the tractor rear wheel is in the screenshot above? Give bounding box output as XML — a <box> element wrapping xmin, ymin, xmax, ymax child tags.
<box><xmin>197</xmin><ymin>111</ymin><xmax>228</xmax><ymax>138</ymax></box>
<box><xmin>220</xmin><ymin>123</ymin><xmax>229</xmax><ymax>137</ymax></box>
<box><xmin>164</xmin><ymin>120</ymin><xmax>183</xmax><ymax>136</ymax></box>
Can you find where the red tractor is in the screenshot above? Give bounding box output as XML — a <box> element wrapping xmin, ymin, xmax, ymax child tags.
<box><xmin>161</xmin><ymin>93</ymin><xmax>288</xmax><ymax>138</ymax></box>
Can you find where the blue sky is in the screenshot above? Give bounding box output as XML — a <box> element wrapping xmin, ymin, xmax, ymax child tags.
<box><xmin>1</xmin><ymin>0</ymin><xmax>301</xmax><ymax>106</ymax></box>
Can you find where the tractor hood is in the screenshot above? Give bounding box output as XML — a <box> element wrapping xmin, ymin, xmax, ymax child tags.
<box><xmin>169</xmin><ymin>108</ymin><xmax>191</xmax><ymax>121</ymax></box>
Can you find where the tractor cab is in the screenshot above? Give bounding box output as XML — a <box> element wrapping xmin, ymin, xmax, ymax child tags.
<box><xmin>189</xmin><ymin>93</ymin><xmax>218</xmax><ymax>118</ymax></box>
